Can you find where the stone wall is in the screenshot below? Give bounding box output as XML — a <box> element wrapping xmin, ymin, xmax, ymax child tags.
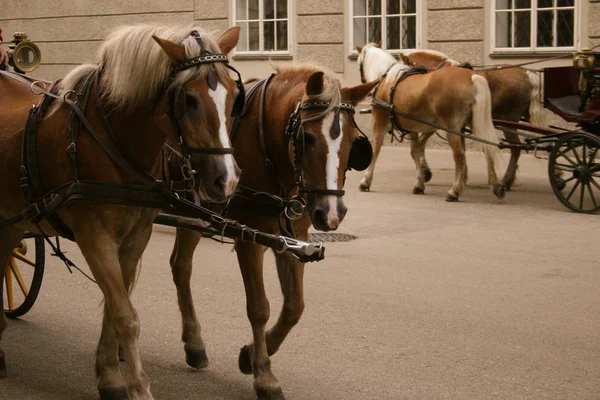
<box><xmin>426</xmin><ymin>0</ymin><xmax>485</xmax><ymax>65</ymax></box>
<box><xmin>590</xmin><ymin>0</ymin><xmax>600</xmax><ymax>48</ymax></box>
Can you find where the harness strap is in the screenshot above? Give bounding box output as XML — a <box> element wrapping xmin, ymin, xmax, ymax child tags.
<box><xmin>387</xmin><ymin>66</ymin><xmax>429</xmax><ymax>134</ymax></box>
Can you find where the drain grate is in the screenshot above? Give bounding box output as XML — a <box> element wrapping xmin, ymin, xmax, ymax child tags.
<box><xmin>308</xmin><ymin>233</ymin><xmax>358</xmax><ymax>243</ymax></box>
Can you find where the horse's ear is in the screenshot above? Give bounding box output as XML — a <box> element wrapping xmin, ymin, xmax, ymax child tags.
<box><xmin>153</xmin><ymin>35</ymin><xmax>187</xmax><ymax>63</ymax></box>
<box><xmin>346</xmin><ymin>80</ymin><xmax>379</xmax><ymax>104</ymax></box>
<box><xmin>306</xmin><ymin>71</ymin><xmax>325</xmax><ymax>96</ymax></box>
<box><xmin>354</xmin><ymin>44</ymin><xmax>363</xmax><ymax>54</ymax></box>
<box><xmin>375</xmin><ymin>41</ymin><xmax>382</xmax><ymax>48</ymax></box>
<box><xmin>400</xmin><ymin>53</ymin><xmax>410</xmax><ymax>65</ymax></box>
<box><xmin>217</xmin><ymin>26</ymin><xmax>240</xmax><ymax>54</ymax></box>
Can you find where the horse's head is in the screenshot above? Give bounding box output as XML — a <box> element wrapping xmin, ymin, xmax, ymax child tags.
<box><xmin>401</xmin><ymin>50</ymin><xmax>458</xmax><ymax>69</ymax></box>
<box><xmin>355</xmin><ymin>42</ymin><xmax>395</xmax><ymax>84</ymax></box>
<box><xmin>153</xmin><ymin>27</ymin><xmax>243</xmax><ymax>203</ymax></box>
<box><xmin>291</xmin><ymin>71</ymin><xmax>378</xmax><ymax>231</ymax></box>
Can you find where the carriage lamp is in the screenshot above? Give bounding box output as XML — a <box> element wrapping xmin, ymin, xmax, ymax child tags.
<box><xmin>573</xmin><ymin>48</ymin><xmax>596</xmax><ymax>71</ymax></box>
<box><xmin>7</xmin><ymin>32</ymin><xmax>41</xmax><ymax>73</ymax></box>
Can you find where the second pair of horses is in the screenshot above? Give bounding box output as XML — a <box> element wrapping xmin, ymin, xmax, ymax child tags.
<box><xmin>356</xmin><ymin>44</ymin><xmax>546</xmax><ymax>201</ymax></box>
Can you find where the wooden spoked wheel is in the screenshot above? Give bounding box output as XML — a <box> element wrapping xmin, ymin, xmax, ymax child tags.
<box><xmin>549</xmin><ymin>132</ymin><xmax>600</xmax><ymax>213</ymax></box>
<box><xmin>3</xmin><ymin>235</ymin><xmax>45</xmax><ymax>319</ymax></box>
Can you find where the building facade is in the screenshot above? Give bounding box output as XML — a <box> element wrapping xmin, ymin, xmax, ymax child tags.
<box><xmin>1</xmin><ymin>1</ymin><xmax>597</xmax><ymax>86</ymax></box>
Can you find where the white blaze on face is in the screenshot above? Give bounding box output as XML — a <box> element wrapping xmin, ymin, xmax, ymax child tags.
<box><xmin>321</xmin><ymin>111</ymin><xmax>343</xmax><ymax>225</ymax></box>
<box><xmin>208</xmin><ymin>82</ymin><xmax>238</xmax><ymax>196</ymax></box>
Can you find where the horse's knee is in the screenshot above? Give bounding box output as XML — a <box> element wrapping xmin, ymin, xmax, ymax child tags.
<box><xmin>113</xmin><ymin>314</ymin><xmax>140</xmax><ymax>341</ymax></box>
<box><xmin>247</xmin><ymin>303</ymin><xmax>270</xmax><ymax>327</ymax></box>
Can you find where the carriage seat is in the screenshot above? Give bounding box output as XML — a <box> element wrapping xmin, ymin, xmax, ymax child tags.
<box><xmin>547</xmin><ymin>95</ymin><xmax>583</xmax><ymax>117</ymax></box>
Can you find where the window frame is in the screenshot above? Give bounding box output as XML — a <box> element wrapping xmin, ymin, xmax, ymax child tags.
<box><xmin>349</xmin><ymin>0</ymin><xmax>422</xmax><ymax>55</ymax></box>
<box><xmin>490</xmin><ymin>0</ymin><xmax>580</xmax><ymax>54</ymax></box>
<box><xmin>232</xmin><ymin>0</ymin><xmax>292</xmax><ymax>56</ymax></box>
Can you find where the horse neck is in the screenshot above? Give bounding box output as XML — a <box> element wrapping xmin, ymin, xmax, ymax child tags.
<box><xmin>234</xmin><ymin>79</ymin><xmax>306</xmax><ymax>194</ymax></box>
<box><xmin>93</xmin><ymin>91</ymin><xmax>167</xmax><ymax>177</ymax></box>
<box><xmin>364</xmin><ymin>49</ymin><xmax>396</xmax><ymax>81</ymax></box>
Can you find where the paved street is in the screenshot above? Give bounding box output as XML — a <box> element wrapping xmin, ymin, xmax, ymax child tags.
<box><xmin>2</xmin><ymin>147</ymin><xmax>599</xmax><ymax>400</ymax></box>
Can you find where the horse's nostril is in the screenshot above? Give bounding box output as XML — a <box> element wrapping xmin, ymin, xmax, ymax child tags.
<box><xmin>312</xmin><ymin>208</ymin><xmax>327</xmax><ymax>225</ymax></box>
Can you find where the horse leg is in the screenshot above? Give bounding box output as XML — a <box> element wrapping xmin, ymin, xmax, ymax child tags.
<box><xmin>446</xmin><ymin>133</ymin><xmax>467</xmax><ymax>202</ymax></box>
<box><xmin>169</xmin><ymin>228</ymin><xmax>207</xmax><ymax>369</ymax></box>
<box><xmin>76</xmin><ymin>224</ymin><xmax>153</xmax><ymax>400</ymax></box>
<box><xmin>0</xmin><ymin>226</ymin><xmax>25</xmax><ymax>378</ymax></box>
<box><xmin>502</xmin><ymin>131</ymin><xmax>521</xmax><ymax>191</ymax></box>
<box><xmin>359</xmin><ymin>116</ymin><xmax>389</xmax><ymax>192</ymax></box>
<box><xmin>410</xmin><ymin>132</ymin><xmax>426</xmax><ymax>194</ymax></box>
<box><xmin>263</xmin><ymin>242</ymin><xmax>305</xmax><ymax>358</ymax></box>
<box><xmin>419</xmin><ymin>132</ymin><xmax>434</xmax><ymax>183</ymax></box>
<box><xmin>235</xmin><ymin>241</ymin><xmax>283</xmax><ymax>399</ymax></box>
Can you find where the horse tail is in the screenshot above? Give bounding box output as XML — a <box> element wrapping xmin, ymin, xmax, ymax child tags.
<box><xmin>526</xmin><ymin>70</ymin><xmax>547</xmax><ymax>126</ymax></box>
<box><xmin>471</xmin><ymin>74</ymin><xmax>500</xmax><ymax>160</ymax></box>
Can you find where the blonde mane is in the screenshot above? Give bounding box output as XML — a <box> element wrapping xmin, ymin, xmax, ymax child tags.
<box><xmin>58</xmin><ymin>24</ymin><xmax>230</xmax><ymax>110</ymax></box>
<box><xmin>358</xmin><ymin>43</ymin><xmax>397</xmax><ymax>82</ymax></box>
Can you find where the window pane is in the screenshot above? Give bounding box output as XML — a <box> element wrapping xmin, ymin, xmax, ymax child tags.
<box><xmin>557</xmin><ymin>0</ymin><xmax>574</xmax><ymax>7</ymax></box>
<box><xmin>249</xmin><ymin>21</ymin><xmax>259</xmax><ymax>50</ymax></box>
<box><xmin>387</xmin><ymin>17</ymin><xmax>400</xmax><ymax>49</ymax></box>
<box><xmin>514</xmin><ymin>0</ymin><xmax>530</xmax><ymax>9</ymax></box>
<box><xmin>249</xmin><ymin>0</ymin><xmax>259</xmax><ymax>19</ymax></box>
<box><xmin>264</xmin><ymin>21</ymin><xmax>274</xmax><ymax>51</ymax></box>
<box><xmin>264</xmin><ymin>0</ymin><xmax>274</xmax><ymax>19</ymax></box>
<box><xmin>276</xmin><ymin>0</ymin><xmax>287</xmax><ymax>18</ymax></box>
<box><xmin>557</xmin><ymin>9</ymin><xmax>574</xmax><ymax>46</ymax></box>
<box><xmin>368</xmin><ymin>17</ymin><xmax>382</xmax><ymax>43</ymax></box>
<box><xmin>237</xmin><ymin>22</ymin><xmax>249</xmax><ymax>51</ymax></box>
<box><xmin>537</xmin><ymin>0</ymin><xmax>552</xmax><ymax>8</ymax></box>
<box><xmin>537</xmin><ymin>10</ymin><xmax>553</xmax><ymax>47</ymax></box>
<box><xmin>495</xmin><ymin>11</ymin><xmax>512</xmax><ymax>47</ymax></box>
<box><xmin>276</xmin><ymin>21</ymin><xmax>288</xmax><ymax>50</ymax></box>
<box><xmin>368</xmin><ymin>0</ymin><xmax>382</xmax><ymax>15</ymax></box>
<box><xmin>404</xmin><ymin>0</ymin><xmax>416</xmax><ymax>13</ymax></box>
<box><xmin>236</xmin><ymin>0</ymin><xmax>247</xmax><ymax>20</ymax></box>
<box><xmin>515</xmin><ymin>11</ymin><xmax>531</xmax><ymax>47</ymax></box>
<box><xmin>402</xmin><ymin>16</ymin><xmax>416</xmax><ymax>49</ymax></box>
<box><xmin>496</xmin><ymin>0</ymin><xmax>512</xmax><ymax>10</ymax></box>
<box><xmin>387</xmin><ymin>0</ymin><xmax>400</xmax><ymax>14</ymax></box>
<box><xmin>354</xmin><ymin>18</ymin><xmax>367</xmax><ymax>47</ymax></box>
<box><xmin>354</xmin><ymin>0</ymin><xmax>367</xmax><ymax>16</ymax></box>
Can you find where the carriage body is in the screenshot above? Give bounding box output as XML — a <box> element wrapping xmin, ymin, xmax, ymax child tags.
<box><xmin>543</xmin><ymin>51</ymin><xmax>600</xmax><ymax>133</ymax></box>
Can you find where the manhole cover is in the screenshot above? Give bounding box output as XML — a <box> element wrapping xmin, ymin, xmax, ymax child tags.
<box><xmin>308</xmin><ymin>233</ymin><xmax>358</xmax><ymax>243</ymax></box>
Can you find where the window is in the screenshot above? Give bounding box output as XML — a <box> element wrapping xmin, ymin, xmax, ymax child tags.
<box><xmin>351</xmin><ymin>0</ymin><xmax>420</xmax><ymax>52</ymax></box>
<box><xmin>234</xmin><ymin>0</ymin><xmax>290</xmax><ymax>54</ymax></box>
<box><xmin>493</xmin><ymin>0</ymin><xmax>577</xmax><ymax>52</ymax></box>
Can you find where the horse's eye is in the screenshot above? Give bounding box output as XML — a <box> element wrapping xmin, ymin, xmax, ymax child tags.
<box><xmin>303</xmin><ymin>132</ymin><xmax>317</xmax><ymax>147</ymax></box>
<box><xmin>186</xmin><ymin>95</ymin><xmax>198</xmax><ymax>109</ymax></box>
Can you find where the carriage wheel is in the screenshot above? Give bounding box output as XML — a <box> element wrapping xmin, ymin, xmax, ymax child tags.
<box><xmin>3</xmin><ymin>235</ymin><xmax>45</xmax><ymax>319</ymax></box>
<box><xmin>548</xmin><ymin>132</ymin><xmax>600</xmax><ymax>213</ymax></box>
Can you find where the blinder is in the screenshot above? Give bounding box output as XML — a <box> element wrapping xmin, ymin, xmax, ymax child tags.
<box><xmin>347</xmin><ymin>136</ymin><xmax>373</xmax><ymax>171</ymax></box>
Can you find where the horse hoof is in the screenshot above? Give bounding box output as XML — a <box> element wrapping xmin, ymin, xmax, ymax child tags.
<box><xmin>238</xmin><ymin>345</ymin><xmax>252</xmax><ymax>375</ymax></box>
<box><xmin>99</xmin><ymin>387</ymin><xmax>130</xmax><ymax>400</ymax></box>
<box><xmin>359</xmin><ymin>183</ymin><xmax>370</xmax><ymax>192</ymax></box>
<box><xmin>446</xmin><ymin>194</ymin><xmax>459</xmax><ymax>202</ymax></box>
<box><xmin>493</xmin><ymin>184</ymin><xmax>506</xmax><ymax>200</ymax></box>
<box><xmin>185</xmin><ymin>348</ymin><xmax>208</xmax><ymax>369</ymax></box>
<box><xmin>423</xmin><ymin>169</ymin><xmax>432</xmax><ymax>183</ymax></box>
<box><xmin>118</xmin><ymin>344</ymin><xmax>125</xmax><ymax>362</ymax></box>
<box><xmin>412</xmin><ymin>187</ymin><xmax>425</xmax><ymax>195</ymax></box>
<box><xmin>256</xmin><ymin>387</ymin><xmax>285</xmax><ymax>400</ymax></box>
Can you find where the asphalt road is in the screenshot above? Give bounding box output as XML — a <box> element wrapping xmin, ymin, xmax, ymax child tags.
<box><xmin>2</xmin><ymin>147</ymin><xmax>599</xmax><ymax>400</ymax></box>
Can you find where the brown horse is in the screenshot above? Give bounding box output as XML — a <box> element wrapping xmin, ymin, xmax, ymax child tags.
<box><xmin>0</xmin><ymin>24</ymin><xmax>242</xmax><ymax>399</ymax></box>
<box><xmin>356</xmin><ymin>43</ymin><xmax>504</xmax><ymax>201</ymax></box>
<box><xmin>168</xmin><ymin>64</ymin><xmax>377</xmax><ymax>399</ymax></box>
<box><xmin>402</xmin><ymin>49</ymin><xmax>547</xmax><ymax>190</ymax></box>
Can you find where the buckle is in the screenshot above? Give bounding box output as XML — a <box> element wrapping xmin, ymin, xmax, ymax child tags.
<box><xmin>21</xmin><ymin>203</ymin><xmax>41</xmax><ymax>221</ymax></box>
